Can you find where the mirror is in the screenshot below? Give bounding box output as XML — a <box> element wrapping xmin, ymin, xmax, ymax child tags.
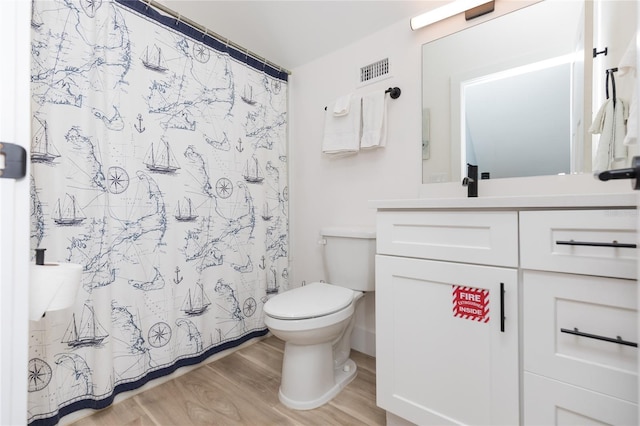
<box><xmin>421</xmin><ymin>0</ymin><xmax>586</xmax><ymax>183</ymax></box>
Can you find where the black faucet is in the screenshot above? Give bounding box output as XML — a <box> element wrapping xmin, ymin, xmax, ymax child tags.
<box><xmin>462</xmin><ymin>163</ymin><xmax>478</xmax><ymax>197</ymax></box>
<box><xmin>35</xmin><ymin>248</ymin><xmax>46</xmax><ymax>265</ymax></box>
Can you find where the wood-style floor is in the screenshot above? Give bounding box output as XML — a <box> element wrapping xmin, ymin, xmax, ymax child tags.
<box><xmin>69</xmin><ymin>336</ymin><xmax>385</xmax><ymax>426</ymax></box>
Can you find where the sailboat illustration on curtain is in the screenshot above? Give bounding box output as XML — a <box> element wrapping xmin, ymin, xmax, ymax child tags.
<box><xmin>140</xmin><ymin>44</ymin><xmax>168</xmax><ymax>72</ymax></box>
<box><xmin>62</xmin><ymin>304</ymin><xmax>109</xmax><ymax>348</ymax></box>
<box><xmin>31</xmin><ymin>0</ymin><xmax>43</xmax><ymax>28</ymax></box>
<box><xmin>31</xmin><ymin>118</ymin><xmax>61</xmax><ymax>163</ymax></box>
<box><xmin>53</xmin><ymin>193</ymin><xmax>86</xmax><ymax>226</ymax></box>
<box><xmin>261</xmin><ymin>202</ymin><xmax>272</xmax><ymax>221</ymax></box>
<box><xmin>181</xmin><ymin>283</ymin><xmax>211</xmax><ymax>316</ymax></box>
<box><xmin>266</xmin><ymin>268</ymin><xmax>279</xmax><ymax>294</ymax></box>
<box><xmin>175</xmin><ymin>198</ymin><xmax>198</xmax><ymax>222</ymax></box>
<box><xmin>144</xmin><ymin>139</ymin><xmax>180</xmax><ymax>173</ymax></box>
<box><xmin>241</xmin><ymin>85</ymin><xmax>256</xmax><ymax>105</ymax></box>
<box><xmin>243</xmin><ymin>157</ymin><xmax>264</xmax><ymax>183</ymax></box>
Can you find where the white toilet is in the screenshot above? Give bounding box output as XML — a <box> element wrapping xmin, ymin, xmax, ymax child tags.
<box><xmin>264</xmin><ymin>227</ymin><xmax>376</xmax><ymax>410</ymax></box>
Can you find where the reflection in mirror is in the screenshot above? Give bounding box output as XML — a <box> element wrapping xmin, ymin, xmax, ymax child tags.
<box><xmin>421</xmin><ymin>0</ymin><xmax>585</xmax><ymax>184</ymax></box>
<box><xmin>462</xmin><ymin>59</ymin><xmax>571</xmax><ymax>179</ymax></box>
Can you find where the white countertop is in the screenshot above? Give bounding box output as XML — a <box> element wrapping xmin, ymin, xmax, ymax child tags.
<box><xmin>370</xmin><ymin>193</ymin><xmax>638</xmax><ymax>210</ymax></box>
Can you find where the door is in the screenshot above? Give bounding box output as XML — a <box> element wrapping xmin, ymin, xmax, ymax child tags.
<box><xmin>636</xmin><ymin>10</ymin><xmax>640</xmax><ymax>421</ymax></box>
<box><xmin>376</xmin><ymin>255</ymin><xmax>519</xmax><ymax>426</ymax></box>
<box><xmin>0</xmin><ymin>1</ymin><xmax>31</xmax><ymax>424</ymax></box>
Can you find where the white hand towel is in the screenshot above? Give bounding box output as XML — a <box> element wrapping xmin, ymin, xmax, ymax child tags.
<box><xmin>590</xmin><ymin>98</ymin><xmax>628</xmax><ymax>171</ymax></box>
<box><xmin>619</xmin><ymin>38</ymin><xmax>637</xmax><ymax>146</ymax></box>
<box><xmin>360</xmin><ymin>91</ymin><xmax>387</xmax><ymax>149</ymax></box>
<box><xmin>333</xmin><ymin>93</ymin><xmax>352</xmax><ymax>116</ymax></box>
<box><xmin>322</xmin><ymin>96</ymin><xmax>361</xmax><ymax>156</ymax></box>
<box><xmin>624</xmin><ymin>94</ymin><xmax>637</xmax><ymax>146</ymax></box>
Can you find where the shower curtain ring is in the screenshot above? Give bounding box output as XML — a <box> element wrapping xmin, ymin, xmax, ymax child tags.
<box><xmin>145</xmin><ymin>0</ymin><xmax>151</xmax><ymax>10</ymax></box>
<box><xmin>202</xmin><ymin>29</ymin><xmax>208</xmax><ymax>40</ymax></box>
<box><xmin>175</xmin><ymin>14</ymin><xmax>181</xmax><ymax>25</ymax></box>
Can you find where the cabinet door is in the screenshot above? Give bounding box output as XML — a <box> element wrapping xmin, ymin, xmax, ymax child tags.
<box><xmin>376</xmin><ymin>255</ymin><xmax>519</xmax><ymax>425</ymax></box>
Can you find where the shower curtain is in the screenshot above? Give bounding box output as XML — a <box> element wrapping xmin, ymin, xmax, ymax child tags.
<box><xmin>28</xmin><ymin>1</ymin><xmax>288</xmax><ymax>424</ymax></box>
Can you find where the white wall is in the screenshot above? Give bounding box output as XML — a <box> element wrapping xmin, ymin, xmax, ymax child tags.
<box><xmin>288</xmin><ymin>1</ymin><xmax>636</xmax><ymax>356</ymax></box>
<box><xmin>289</xmin><ymin>16</ymin><xmax>423</xmax><ymax>355</ymax></box>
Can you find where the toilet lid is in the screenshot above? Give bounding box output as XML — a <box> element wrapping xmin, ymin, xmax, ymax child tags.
<box><xmin>264</xmin><ymin>282</ymin><xmax>354</xmax><ymax>320</ymax></box>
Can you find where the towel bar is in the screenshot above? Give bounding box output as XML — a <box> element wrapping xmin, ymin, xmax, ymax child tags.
<box><xmin>324</xmin><ymin>87</ymin><xmax>401</xmax><ymax>110</ymax></box>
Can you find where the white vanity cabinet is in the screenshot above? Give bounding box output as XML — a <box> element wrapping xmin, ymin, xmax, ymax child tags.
<box><xmin>374</xmin><ymin>198</ymin><xmax>638</xmax><ymax>426</ymax></box>
<box><xmin>375</xmin><ymin>210</ymin><xmax>520</xmax><ymax>425</ymax></box>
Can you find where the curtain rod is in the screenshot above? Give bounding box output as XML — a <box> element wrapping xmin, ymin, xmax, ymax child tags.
<box><xmin>143</xmin><ymin>0</ymin><xmax>292</xmax><ymax>75</ymax></box>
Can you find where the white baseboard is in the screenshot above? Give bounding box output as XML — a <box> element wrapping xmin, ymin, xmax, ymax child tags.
<box><xmin>351</xmin><ymin>325</ymin><xmax>375</xmax><ymax>357</ymax></box>
<box><xmin>387</xmin><ymin>411</ymin><xmax>417</xmax><ymax>426</ymax></box>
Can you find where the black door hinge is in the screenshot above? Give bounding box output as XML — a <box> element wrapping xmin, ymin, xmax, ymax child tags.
<box><xmin>0</xmin><ymin>142</ymin><xmax>27</xmax><ymax>179</ymax></box>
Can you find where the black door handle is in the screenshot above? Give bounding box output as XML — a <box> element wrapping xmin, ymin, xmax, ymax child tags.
<box><xmin>500</xmin><ymin>282</ymin><xmax>505</xmax><ymax>333</ymax></box>
<box><xmin>597</xmin><ymin>156</ymin><xmax>640</xmax><ymax>190</ymax></box>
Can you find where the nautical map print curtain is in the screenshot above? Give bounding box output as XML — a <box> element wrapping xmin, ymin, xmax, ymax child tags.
<box><xmin>28</xmin><ymin>1</ymin><xmax>288</xmax><ymax>424</ymax></box>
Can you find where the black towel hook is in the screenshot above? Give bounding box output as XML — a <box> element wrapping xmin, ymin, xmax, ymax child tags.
<box><xmin>606</xmin><ymin>67</ymin><xmax>618</xmax><ymax>107</ymax></box>
<box><xmin>385</xmin><ymin>87</ymin><xmax>401</xmax><ymax>99</ymax></box>
<box><xmin>593</xmin><ymin>47</ymin><xmax>608</xmax><ymax>58</ymax></box>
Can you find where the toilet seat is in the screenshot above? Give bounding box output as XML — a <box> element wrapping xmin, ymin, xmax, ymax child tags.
<box><xmin>264</xmin><ymin>282</ymin><xmax>354</xmax><ymax>320</ymax></box>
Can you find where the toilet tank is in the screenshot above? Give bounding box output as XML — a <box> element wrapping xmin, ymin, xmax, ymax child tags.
<box><xmin>321</xmin><ymin>227</ymin><xmax>376</xmax><ymax>292</ymax></box>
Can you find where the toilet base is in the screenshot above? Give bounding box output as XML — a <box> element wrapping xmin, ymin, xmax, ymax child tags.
<box><xmin>278</xmin><ymin>358</ymin><xmax>357</xmax><ymax>410</ymax></box>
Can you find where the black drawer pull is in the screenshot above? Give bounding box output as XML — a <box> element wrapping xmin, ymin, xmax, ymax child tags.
<box><xmin>560</xmin><ymin>327</ymin><xmax>638</xmax><ymax>347</ymax></box>
<box><xmin>556</xmin><ymin>240</ymin><xmax>637</xmax><ymax>249</ymax></box>
<box><xmin>500</xmin><ymin>282</ymin><xmax>505</xmax><ymax>333</ymax></box>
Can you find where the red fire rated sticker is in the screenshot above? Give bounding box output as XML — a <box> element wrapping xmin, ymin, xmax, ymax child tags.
<box><xmin>453</xmin><ymin>286</ymin><xmax>489</xmax><ymax>323</ymax></box>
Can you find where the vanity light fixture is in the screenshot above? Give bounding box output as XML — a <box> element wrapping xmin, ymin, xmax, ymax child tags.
<box><xmin>410</xmin><ymin>0</ymin><xmax>495</xmax><ymax>31</ymax></box>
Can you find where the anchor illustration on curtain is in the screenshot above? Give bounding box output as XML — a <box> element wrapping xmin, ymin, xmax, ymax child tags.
<box><xmin>28</xmin><ymin>1</ymin><xmax>289</xmax><ymax>424</ymax></box>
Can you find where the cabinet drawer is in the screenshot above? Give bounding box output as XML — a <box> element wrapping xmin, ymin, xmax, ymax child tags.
<box><xmin>377</xmin><ymin>210</ymin><xmax>518</xmax><ymax>267</ymax></box>
<box><xmin>524</xmin><ymin>372</ymin><xmax>637</xmax><ymax>425</ymax></box>
<box><xmin>520</xmin><ymin>209</ymin><xmax>637</xmax><ymax>279</ymax></box>
<box><xmin>523</xmin><ymin>270</ymin><xmax>637</xmax><ymax>402</ymax></box>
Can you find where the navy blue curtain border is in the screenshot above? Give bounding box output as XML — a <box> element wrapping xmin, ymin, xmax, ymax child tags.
<box><xmin>114</xmin><ymin>0</ymin><xmax>289</xmax><ymax>82</ymax></box>
<box><xmin>28</xmin><ymin>328</ymin><xmax>269</xmax><ymax>426</ymax></box>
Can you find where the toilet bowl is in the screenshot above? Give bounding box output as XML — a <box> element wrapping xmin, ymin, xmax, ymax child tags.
<box><xmin>264</xmin><ymin>282</ymin><xmax>364</xmax><ymax>410</ymax></box>
<box><xmin>263</xmin><ymin>227</ymin><xmax>375</xmax><ymax>410</ymax></box>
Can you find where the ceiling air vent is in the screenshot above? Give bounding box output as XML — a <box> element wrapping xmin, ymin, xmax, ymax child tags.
<box><xmin>360</xmin><ymin>58</ymin><xmax>390</xmax><ymax>85</ymax></box>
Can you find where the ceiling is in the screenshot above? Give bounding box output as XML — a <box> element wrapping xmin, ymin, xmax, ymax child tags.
<box><xmin>156</xmin><ymin>1</ymin><xmax>437</xmax><ymax>71</ymax></box>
